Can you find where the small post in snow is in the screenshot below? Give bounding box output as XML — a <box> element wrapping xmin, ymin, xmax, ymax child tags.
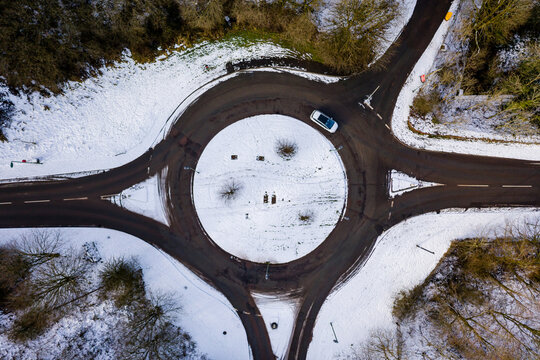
<box><xmin>330</xmin><ymin>322</ymin><xmax>339</xmax><ymax>343</ymax></box>
<box><xmin>183</xmin><ymin>166</ymin><xmax>199</xmax><ymax>174</ymax></box>
<box><xmin>265</xmin><ymin>262</ymin><xmax>270</xmax><ymax>280</ymax></box>
<box><xmin>416</xmin><ymin>244</ymin><xmax>435</xmax><ymax>254</ymax></box>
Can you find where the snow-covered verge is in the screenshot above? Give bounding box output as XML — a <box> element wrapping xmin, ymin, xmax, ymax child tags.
<box><xmin>193</xmin><ymin>115</ymin><xmax>347</xmax><ymax>264</ymax></box>
<box><xmin>0</xmin><ymin>38</ymin><xmax>340</xmax><ymax>181</ymax></box>
<box><xmin>252</xmin><ymin>292</ymin><xmax>300</xmax><ymax>359</ymax></box>
<box><xmin>390</xmin><ymin>0</ymin><xmax>540</xmax><ymax>160</ymax></box>
<box><xmin>0</xmin><ymin>228</ymin><xmax>251</xmax><ymax>360</ymax></box>
<box><xmin>106</xmin><ymin>175</ymin><xmax>169</xmax><ymax>226</ymax></box>
<box><xmin>388</xmin><ymin>170</ymin><xmax>440</xmax><ymax>198</ymax></box>
<box><xmin>307</xmin><ymin>207</ymin><xmax>540</xmax><ymax>359</ymax></box>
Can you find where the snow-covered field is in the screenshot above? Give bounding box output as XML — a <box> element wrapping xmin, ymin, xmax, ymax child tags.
<box><xmin>308</xmin><ymin>207</ymin><xmax>540</xmax><ymax>359</ymax></box>
<box><xmin>0</xmin><ymin>39</ymin><xmax>308</xmax><ymax>181</ymax></box>
<box><xmin>0</xmin><ymin>228</ymin><xmax>251</xmax><ymax>360</ymax></box>
<box><xmin>193</xmin><ymin>115</ymin><xmax>347</xmax><ymax>263</ymax></box>
<box><xmin>390</xmin><ymin>0</ymin><xmax>540</xmax><ymax>160</ymax></box>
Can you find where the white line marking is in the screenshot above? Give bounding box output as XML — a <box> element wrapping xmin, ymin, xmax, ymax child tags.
<box><xmin>388</xmin><ymin>212</ymin><xmax>391</xmax><ymax>220</ymax></box>
<box><xmin>24</xmin><ymin>199</ymin><xmax>50</xmax><ymax>204</ymax></box>
<box><xmin>502</xmin><ymin>185</ymin><xmax>533</xmax><ymax>188</ymax></box>
<box><xmin>376</xmin><ymin>113</ymin><xmax>382</xmax><ymax>119</ymax></box>
<box><xmin>100</xmin><ymin>194</ymin><xmax>117</xmax><ymax>199</ymax></box>
<box><xmin>63</xmin><ymin>197</ymin><xmax>88</xmax><ymax>201</ymax></box>
<box><xmin>390</xmin><ymin>200</ymin><xmax>394</xmax><ymax>208</ymax></box>
<box><xmin>385</xmin><ymin>124</ymin><xmax>391</xmax><ymax>130</ymax></box>
<box><xmin>457</xmin><ymin>184</ymin><xmax>489</xmax><ymax>187</ymax></box>
<box><xmin>0</xmin><ymin>201</ymin><xmax>12</xmax><ymax>205</ymax></box>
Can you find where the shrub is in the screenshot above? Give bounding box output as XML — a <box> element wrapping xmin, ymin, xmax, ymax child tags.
<box><xmin>410</xmin><ymin>91</ymin><xmax>441</xmax><ymax>118</ymax></box>
<box><xmin>392</xmin><ymin>284</ymin><xmax>424</xmax><ymax>320</ymax></box>
<box><xmin>0</xmin><ymin>246</ymin><xmax>30</xmax><ymax>310</ymax></box>
<box><xmin>298</xmin><ymin>210</ymin><xmax>314</xmax><ymax>224</ymax></box>
<box><xmin>9</xmin><ymin>306</ymin><xmax>51</xmax><ymax>342</ymax></box>
<box><xmin>100</xmin><ymin>257</ymin><xmax>145</xmax><ymax>308</ymax></box>
<box><xmin>275</xmin><ymin>139</ymin><xmax>298</xmax><ymax>160</ymax></box>
<box><xmin>219</xmin><ymin>179</ymin><xmax>243</xmax><ymax>202</ymax></box>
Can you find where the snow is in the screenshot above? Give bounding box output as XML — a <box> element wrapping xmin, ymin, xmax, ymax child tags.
<box><xmin>252</xmin><ymin>291</ymin><xmax>300</xmax><ymax>360</ymax></box>
<box><xmin>0</xmin><ymin>39</ymin><xmax>300</xmax><ymax>180</ymax></box>
<box><xmin>307</xmin><ymin>207</ymin><xmax>540</xmax><ymax>359</ymax></box>
<box><xmin>105</xmin><ymin>175</ymin><xmax>169</xmax><ymax>226</ymax></box>
<box><xmin>0</xmin><ymin>227</ymin><xmax>251</xmax><ymax>360</ymax></box>
<box><xmin>192</xmin><ymin>115</ymin><xmax>347</xmax><ymax>264</ymax></box>
<box><xmin>390</xmin><ymin>0</ymin><xmax>540</xmax><ymax>160</ymax></box>
<box><xmin>388</xmin><ymin>169</ymin><xmax>441</xmax><ymax>198</ymax></box>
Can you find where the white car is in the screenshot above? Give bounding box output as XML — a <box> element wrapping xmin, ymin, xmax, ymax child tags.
<box><xmin>310</xmin><ymin>110</ymin><xmax>338</xmax><ymax>133</ymax></box>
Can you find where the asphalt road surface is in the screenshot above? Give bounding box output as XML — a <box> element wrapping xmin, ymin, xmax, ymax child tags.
<box><xmin>1</xmin><ymin>1</ymin><xmax>539</xmax><ymax>359</ymax></box>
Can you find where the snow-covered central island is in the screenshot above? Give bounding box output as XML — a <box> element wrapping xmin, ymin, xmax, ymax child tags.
<box><xmin>192</xmin><ymin>115</ymin><xmax>348</xmax><ymax>263</ymax></box>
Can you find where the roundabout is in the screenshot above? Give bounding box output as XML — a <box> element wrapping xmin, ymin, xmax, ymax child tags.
<box><xmin>192</xmin><ymin>115</ymin><xmax>347</xmax><ymax>263</ymax></box>
<box><xmin>2</xmin><ymin>1</ymin><xmax>539</xmax><ymax>359</ymax></box>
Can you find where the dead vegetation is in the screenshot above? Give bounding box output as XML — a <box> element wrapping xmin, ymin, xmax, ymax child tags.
<box><xmin>275</xmin><ymin>139</ymin><xmax>298</xmax><ymax>160</ymax></box>
<box><xmin>388</xmin><ymin>220</ymin><xmax>540</xmax><ymax>359</ymax></box>
<box><xmin>0</xmin><ymin>230</ymin><xmax>196</xmax><ymax>357</ymax></box>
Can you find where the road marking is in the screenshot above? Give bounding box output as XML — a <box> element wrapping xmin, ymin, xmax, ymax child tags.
<box><xmin>385</xmin><ymin>124</ymin><xmax>391</xmax><ymax>130</ymax></box>
<box><xmin>0</xmin><ymin>201</ymin><xmax>12</xmax><ymax>205</ymax></box>
<box><xmin>457</xmin><ymin>184</ymin><xmax>489</xmax><ymax>187</ymax></box>
<box><xmin>376</xmin><ymin>113</ymin><xmax>382</xmax><ymax>120</ymax></box>
<box><xmin>390</xmin><ymin>200</ymin><xmax>394</xmax><ymax>208</ymax></box>
<box><xmin>388</xmin><ymin>212</ymin><xmax>392</xmax><ymax>220</ymax></box>
<box><xmin>502</xmin><ymin>185</ymin><xmax>533</xmax><ymax>188</ymax></box>
<box><xmin>100</xmin><ymin>194</ymin><xmax>117</xmax><ymax>199</ymax></box>
<box><xmin>242</xmin><ymin>310</ymin><xmax>250</xmax><ymax>315</ymax></box>
<box><xmin>63</xmin><ymin>197</ymin><xmax>88</xmax><ymax>201</ymax></box>
<box><xmin>24</xmin><ymin>199</ymin><xmax>50</xmax><ymax>204</ymax></box>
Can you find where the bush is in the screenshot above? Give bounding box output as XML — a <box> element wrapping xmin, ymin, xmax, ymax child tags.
<box><xmin>275</xmin><ymin>139</ymin><xmax>298</xmax><ymax>160</ymax></box>
<box><xmin>100</xmin><ymin>257</ymin><xmax>145</xmax><ymax>308</ymax></box>
<box><xmin>298</xmin><ymin>210</ymin><xmax>314</xmax><ymax>224</ymax></box>
<box><xmin>219</xmin><ymin>179</ymin><xmax>243</xmax><ymax>202</ymax></box>
<box><xmin>0</xmin><ymin>246</ymin><xmax>31</xmax><ymax>310</ymax></box>
<box><xmin>392</xmin><ymin>284</ymin><xmax>423</xmax><ymax>320</ymax></box>
<box><xmin>9</xmin><ymin>306</ymin><xmax>52</xmax><ymax>342</ymax></box>
<box><xmin>410</xmin><ymin>91</ymin><xmax>441</xmax><ymax>119</ymax></box>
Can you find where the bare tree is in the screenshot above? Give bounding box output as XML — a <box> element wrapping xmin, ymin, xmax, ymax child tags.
<box><xmin>15</xmin><ymin>229</ymin><xmax>63</xmax><ymax>269</ymax></box>
<box><xmin>219</xmin><ymin>179</ymin><xmax>243</xmax><ymax>202</ymax></box>
<box><xmin>124</xmin><ymin>292</ymin><xmax>196</xmax><ymax>359</ymax></box>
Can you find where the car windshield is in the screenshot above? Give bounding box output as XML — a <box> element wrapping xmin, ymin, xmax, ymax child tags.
<box><xmin>319</xmin><ymin>113</ymin><xmax>334</xmax><ymax>128</ymax></box>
